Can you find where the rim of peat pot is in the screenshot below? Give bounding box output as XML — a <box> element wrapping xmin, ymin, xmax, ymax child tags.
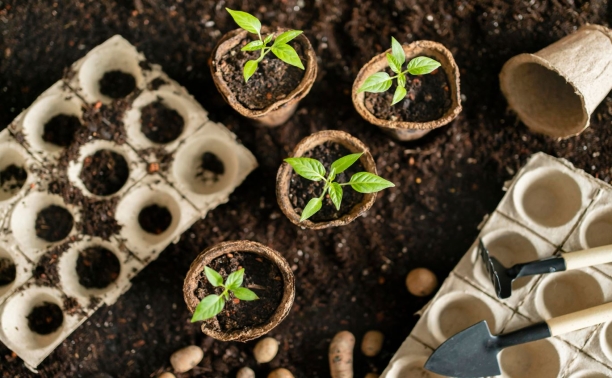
<box><xmin>352</xmin><ymin>40</ymin><xmax>462</xmax><ymax>141</ymax></box>
<box><xmin>209</xmin><ymin>27</ymin><xmax>318</xmax><ymax>127</ymax></box>
<box><xmin>276</xmin><ymin>130</ymin><xmax>378</xmax><ymax>229</ymax></box>
<box><xmin>183</xmin><ymin>240</ymin><xmax>295</xmax><ymax>342</ymax></box>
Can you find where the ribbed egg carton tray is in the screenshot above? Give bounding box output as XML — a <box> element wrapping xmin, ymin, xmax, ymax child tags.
<box><xmin>0</xmin><ymin>35</ymin><xmax>257</xmax><ymax>370</ymax></box>
<box><xmin>382</xmin><ymin>152</ymin><xmax>612</xmax><ymax>378</ymax></box>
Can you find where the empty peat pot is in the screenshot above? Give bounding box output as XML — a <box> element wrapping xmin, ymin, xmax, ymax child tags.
<box><xmin>183</xmin><ymin>241</ymin><xmax>294</xmax><ymax>342</ymax></box>
<box><xmin>500</xmin><ymin>24</ymin><xmax>612</xmax><ymax>138</ymax></box>
<box><xmin>352</xmin><ymin>40</ymin><xmax>461</xmax><ymax>141</ymax></box>
<box><xmin>276</xmin><ymin>130</ymin><xmax>378</xmax><ymax>229</ymax></box>
<box><xmin>209</xmin><ymin>27</ymin><xmax>317</xmax><ymax>127</ymax></box>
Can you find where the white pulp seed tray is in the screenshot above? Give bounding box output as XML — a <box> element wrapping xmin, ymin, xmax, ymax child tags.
<box><xmin>0</xmin><ymin>35</ymin><xmax>257</xmax><ymax>370</ymax></box>
<box><xmin>382</xmin><ymin>153</ymin><xmax>612</xmax><ymax>378</ymax></box>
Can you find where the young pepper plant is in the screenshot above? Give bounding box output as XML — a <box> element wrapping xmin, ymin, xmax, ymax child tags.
<box><xmin>285</xmin><ymin>153</ymin><xmax>395</xmax><ymax>221</ymax></box>
<box><xmin>357</xmin><ymin>37</ymin><xmax>441</xmax><ymax>105</ymax></box>
<box><xmin>226</xmin><ymin>8</ymin><xmax>305</xmax><ymax>82</ymax></box>
<box><xmin>191</xmin><ymin>267</ymin><xmax>259</xmax><ymax>322</ymax></box>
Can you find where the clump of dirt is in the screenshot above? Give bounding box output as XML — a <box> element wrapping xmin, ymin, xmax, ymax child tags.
<box><xmin>194</xmin><ymin>252</ymin><xmax>284</xmax><ymax>332</ymax></box>
<box><xmin>79</xmin><ymin>149</ymin><xmax>130</xmax><ymax>196</ymax></box>
<box><xmin>196</xmin><ymin>152</ymin><xmax>225</xmax><ymax>183</ymax></box>
<box><xmin>147</xmin><ymin>77</ymin><xmax>168</xmax><ymax>91</ymax></box>
<box><xmin>138</xmin><ymin>204</ymin><xmax>172</xmax><ymax>235</ymax></box>
<box><xmin>43</xmin><ymin>114</ymin><xmax>82</xmax><ymax>147</ymax></box>
<box><xmin>35</xmin><ymin>205</ymin><xmax>74</xmax><ymax>242</ymax></box>
<box><xmin>76</xmin><ymin>246</ymin><xmax>121</xmax><ymax>289</ymax></box>
<box><xmin>140</xmin><ymin>99</ymin><xmax>184</xmax><ymax>144</ymax></box>
<box><xmin>0</xmin><ymin>164</ymin><xmax>27</xmax><ymax>195</ymax></box>
<box><xmin>27</xmin><ymin>302</ymin><xmax>64</xmax><ymax>335</ymax></box>
<box><xmin>0</xmin><ymin>258</ymin><xmax>16</xmax><ymax>286</ymax></box>
<box><xmin>99</xmin><ymin>70</ymin><xmax>136</xmax><ymax>99</ymax></box>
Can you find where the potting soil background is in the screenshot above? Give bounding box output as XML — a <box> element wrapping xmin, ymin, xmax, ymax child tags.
<box><xmin>1</xmin><ymin>1</ymin><xmax>611</xmax><ymax>377</ymax></box>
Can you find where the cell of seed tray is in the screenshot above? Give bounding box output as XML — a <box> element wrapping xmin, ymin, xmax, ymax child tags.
<box><xmin>0</xmin><ymin>35</ymin><xmax>257</xmax><ymax>370</ymax></box>
<box><xmin>381</xmin><ymin>153</ymin><xmax>612</xmax><ymax>378</ymax></box>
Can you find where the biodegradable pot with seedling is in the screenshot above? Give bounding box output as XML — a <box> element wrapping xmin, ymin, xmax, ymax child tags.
<box><xmin>276</xmin><ymin>130</ymin><xmax>394</xmax><ymax>229</ymax></box>
<box><xmin>352</xmin><ymin>37</ymin><xmax>462</xmax><ymax>141</ymax></box>
<box><xmin>183</xmin><ymin>241</ymin><xmax>294</xmax><ymax>342</ymax></box>
<box><xmin>209</xmin><ymin>9</ymin><xmax>317</xmax><ymax>127</ymax></box>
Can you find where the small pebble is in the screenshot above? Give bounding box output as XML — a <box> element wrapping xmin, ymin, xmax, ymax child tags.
<box><xmin>268</xmin><ymin>368</ymin><xmax>294</xmax><ymax>378</ymax></box>
<box><xmin>406</xmin><ymin>268</ymin><xmax>438</xmax><ymax>297</ymax></box>
<box><xmin>253</xmin><ymin>337</ymin><xmax>279</xmax><ymax>363</ymax></box>
<box><xmin>237</xmin><ymin>367</ymin><xmax>255</xmax><ymax>378</ymax></box>
<box><xmin>170</xmin><ymin>345</ymin><xmax>203</xmax><ymax>373</ymax></box>
<box><xmin>158</xmin><ymin>373</ymin><xmax>176</xmax><ymax>378</ymax></box>
<box><xmin>361</xmin><ymin>330</ymin><xmax>384</xmax><ymax>357</ymax></box>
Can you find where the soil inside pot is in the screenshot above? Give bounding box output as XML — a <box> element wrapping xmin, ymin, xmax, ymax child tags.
<box><xmin>0</xmin><ymin>258</ymin><xmax>16</xmax><ymax>286</ymax></box>
<box><xmin>138</xmin><ymin>204</ymin><xmax>172</xmax><ymax>235</ymax></box>
<box><xmin>76</xmin><ymin>246</ymin><xmax>121</xmax><ymax>289</ymax></box>
<box><xmin>43</xmin><ymin>114</ymin><xmax>82</xmax><ymax>147</ymax></box>
<box><xmin>99</xmin><ymin>70</ymin><xmax>137</xmax><ymax>99</ymax></box>
<box><xmin>27</xmin><ymin>302</ymin><xmax>64</xmax><ymax>335</ymax></box>
<box><xmin>140</xmin><ymin>99</ymin><xmax>185</xmax><ymax>144</ymax></box>
<box><xmin>0</xmin><ymin>164</ymin><xmax>27</xmax><ymax>194</ymax></box>
<box><xmin>218</xmin><ymin>37</ymin><xmax>306</xmax><ymax>110</ymax></box>
<box><xmin>364</xmin><ymin>63</ymin><xmax>452</xmax><ymax>122</ymax></box>
<box><xmin>194</xmin><ymin>252</ymin><xmax>284</xmax><ymax>332</ymax></box>
<box><xmin>79</xmin><ymin>149</ymin><xmax>130</xmax><ymax>196</ymax></box>
<box><xmin>289</xmin><ymin>142</ymin><xmax>365</xmax><ymax>222</ymax></box>
<box><xmin>35</xmin><ymin>205</ymin><xmax>74</xmax><ymax>242</ymax></box>
<box><xmin>196</xmin><ymin>152</ymin><xmax>225</xmax><ymax>184</ymax></box>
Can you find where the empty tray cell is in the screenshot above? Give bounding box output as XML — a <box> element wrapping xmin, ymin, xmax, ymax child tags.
<box><xmin>10</xmin><ymin>191</ymin><xmax>80</xmax><ymax>261</ymax></box>
<box><xmin>0</xmin><ymin>236</ymin><xmax>33</xmax><ymax>306</ymax></box>
<box><xmin>380</xmin><ymin>337</ymin><xmax>441</xmax><ymax>378</ymax></box>
<box><xmin>67</xmin><ymin>139</ymin><xmax>145</xmax><ymax>199</ymax></box>
<box><xmin>564</xmin><ymin>343</ymin><xmax>612</xmax><ymax>378</ymax></box>
<box><xmin>114</xmin><ymin>174</ymin><xmax>200</xmax><ymax>262</ymax></box>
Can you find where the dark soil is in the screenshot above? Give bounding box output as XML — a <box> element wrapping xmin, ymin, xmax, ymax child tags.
<box><xmin>79</xmin><ymin>149</ymin><xmax>129</xmax><ymax>196</ymax></box>
<box><xmin>76</xmin><ymin>247</ymin><xmax>121</xmax><ymax>289</ymax></box>
<box><xmin>194</xmin><ymin>252</ymin><xmax>284</xmax><ymax>332</ymax></box>
<box><xmin>219</xmin><ymin>37</ymin><xmax>306</xmax><ymax>110</ymax></box>
<box><xmin>98</xmin><ymin>70</ymin><xmax>136</xmax><ymax>99</ymax></box>
<box><xmin>196</xmin><ymin>152</ymin><xmax>225</xmax><ymax>184</ymax></box>
<box><xmin>140</xmin><ymin>99</ymin><xmax>184</xmax><ymax>144</ymax></box>
<box><xmin>2</xmin><ymin>1</ymin><xmax>612</xmax><ymax>378</ymax></box>
<box><xmin>35</xmin><ymin>205</ymin><xmax>74</xmax><ymax>242</ymax></box>
<box><xmin>289</xmin><ymin>142</ymin><xmax>365</xmax><ymax>222</ymax></box>
<box><xmin>42</xmin><ymin>114</ymin><xmax>81</xmax><ymax>147</ymax></box>
<box><xmin>27</xmin><ymin>302</ymin><xmax>64</xmax><ymax>335</ymax></box>
<box><xmin>138</xmin><ymin>204</ymin><xmax>172</xmax><ymax>235</ymax></box>
<box><xmin>0</xmin><ymin>164</ymin><xmax>27</xmax><ymax>195</ymax></box>
<box><xmin>0</xmin><ymin>258</ymin><xmax>16</xmax><ymax>286</ymax></box>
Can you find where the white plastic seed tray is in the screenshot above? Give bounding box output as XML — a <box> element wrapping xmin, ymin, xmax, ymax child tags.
<box><xmin>0</xmin><ymin>35</ymin><xmax>257</xmax><ymax>370</ymax></box>
<box><xmin>382</xmin><ymin>153</ymin><xmax>612</xmax><ymax>378</ymax></box>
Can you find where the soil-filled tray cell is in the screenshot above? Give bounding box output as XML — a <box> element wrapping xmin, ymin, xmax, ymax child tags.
<box><xmin>582</xmin><ymin>320</ymin><xmax>612</xmax><ymax>372</ymax></box>
<box><xmin>0</xmin><ymin>235</ymin><xmax>33</xmax><ymax>306</ymax></box>
<box><xmin>453</xmin><ymin>211</ymin><xmax>556</xmax><ymax>311</ymax></box>
<box><xmin>10</xmin><ymin>191</ymin><xmax>80</xmax><ymax>261</ymax></box>
<box><xmin>497</xmin><ymin>153</ymin><xmax>599</xmax><ymax>247</ymax></box>
<box><xmin>113</xmin><ymin>174</ymin><xmax>200</xmax><ymax>263</ymax></box>
<box><xmin>66</xmin><ymin>139</ymin><xmax>145</xmax><ymax>199</ymax></box>
<box><xmin>380</xmin><ymin>336</ymin><xmax>441</xmax><ymax>378</ymax></box>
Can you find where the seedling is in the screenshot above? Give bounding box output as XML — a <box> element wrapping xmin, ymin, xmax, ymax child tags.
<box><xmin>357</xmin><ymin>37</ymin><xmax>442</xmax><ymax>105</ymax></box>
<box><xmin>191</xmin><ymin>267</ymin><xmax>259</xmax><ymax>322</ymax></box>
<box><xmin>285</xmin><ymin>153</ymin><xmax>394</xmax><ymax>221</ymax></box>
<box><xmin>226</xmin><ymin>8</ymin><xmax>305</xmax><ymax>82</ymax></box>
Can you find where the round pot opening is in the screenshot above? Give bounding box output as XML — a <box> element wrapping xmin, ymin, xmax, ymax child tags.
<box><xmin>79</xmin><ymin>149</ymin><xmax>130</xmax><ymax>196</ymax></box>
<box><xmin>500</xmin><ymin>339</ymin><xmax>561</xmax><ymax>378</ymax></box>
<box><xmin>35</xmin><ymin>205</ymin><xmax>74</xmax><ymax>243</ymax></box>
<box><xmin>513</xmin><ymin>167</ymin><xmax>583</xmax><ymax>228</ymax></box>
<box><xmin>0</xmin><ymin>248</ymin><xmax>16</xmax><ymax>288</ymax></box>
<box><xmin>138</xmin><ymin>204</ymin><xmax>173</xmax><ymax>235</ymax></box>
<box><xmin>0</xmin><ymin>146</ymin><xmax>28</xmax><ymax>202</ymax></box>
<box><xmin>27</xmin><ymin>301</ymin><xmax>64</xmax><ymax>336</ymax></box>
<box><xmin>580</xmin><ymin>206</ymin><xmax>612</xmax><ymax>249</ymax></box>
<box><xmin>140</xmin><ymin>98</ymin><xmax>185</xmax><ymax>144</ymax></box>
<box><xmin>387</xmin><ymin>356</ymin><xmax>445</xmax><ymax>378</ymax></box>
<box><xmin>536</xmin><ymin>270</ymin><xmax>604</xmax><ymax>319</ymax></box>
<box><xmin>76</xmin><ymin>246</ymin><xmax>121</xmax><ymax>289</ymax></box>
<box><xmin>599</xmin><ymin>321</ymin><xmax>612</xmax><ymax>362</ymax></box>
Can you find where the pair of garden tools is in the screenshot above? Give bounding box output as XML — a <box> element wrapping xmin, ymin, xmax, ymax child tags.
<box><xmin>425</xmin><ymin>240</ymin><xmax>612</xmax><ymax>377</ymax></box>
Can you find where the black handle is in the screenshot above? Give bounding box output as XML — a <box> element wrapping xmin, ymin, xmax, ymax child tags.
<box><xmin>495</xmin><ymin>322</ymin><xmax>552</xmax><ymax>350</ymax></box>
<box><xmin>508</xmin><ymin>257</ymin><xmax>566</xmax><ymax>279</ymax></box>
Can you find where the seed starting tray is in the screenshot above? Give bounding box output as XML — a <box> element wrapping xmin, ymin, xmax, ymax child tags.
<box><xmin>382</xmin><ymin>152</ymin><xmax>612</xmax><ymax>378</ymax></box>
<box><xmin>0</xmin><ymin>35</ymin><xmax>257</xmax><ymax>370</ymax></box>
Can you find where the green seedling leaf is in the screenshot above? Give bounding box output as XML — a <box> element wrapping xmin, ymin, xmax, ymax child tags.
<box><xmin>329</xmin><ymin>182</ymin><xmax>343</xmax><ymax>211</ymax></box>
<box><xmin>271</xmin><ymin>43</ymin><xmax>304</xmax><ymax>69</ymax></box>
<box><xmin>264</xmin><ymin>34</ymin><xmax>274</xmax><ymax>44</ymax></box>
<box><xmin>205</xmin><ymin>266</ymin><xmax>224</xmax><ymax>287</ymax></box>
<box><xmin>328</xmin><ymin>167</ymin><xmax>337</xmax><ymax>182</ymax></box>
<box><xmin>391</xmin><ymin>85</ymin><xmax>407</xmax><ymax>105</ymax></box>
<box><xmin>398</xmin><ymin>72</ymin><xmax>406</xmax><ymax>88</ymax></box>
<box><xmin>284</xmin><ymin>157</ymin><xmax>326</xmax><ymax>181</ymax></box>
<box><xmin>244</xmin><ymin>60</ymin><xmax>258</xmax><ymax>82</ymax></box>
<box><xmin>242</xmin><ymin>40</ymin><xmax>264</xmax><ymax>51</ymax></box>
<box><xmin>225</xmin><ymin>268</ymin><xmax>245</xmax><ymax>289</ymax></box>
<box><xmin>357</xmin><ymin>72</ymin><xmax>393</xmax><ymax>93</ymax></box>
<box><xmin>349</xmin><ymin>172</ymin><xmax>395</xmax><ymax>193</ymax></box>
<box><xmin>331</xmin><ymin>153</ymin><xmax>363</xmax><ymax>174</ymax></box>
<box><xmin>233</xmin><ymin>287</ymin><xmax>260</xmax><ymax>301</ymax></box>
<box><xmin>391</xmin><ymin>37</ymin><xmax>406</xmax><ymax>67</ymax></box>
<box><xmin>191</xmin><ymin>294</ymin><xmax>224</xmax><ymax>322</ymax></box>
<box><xmin>407</xmin><ymin>56</ymin><xmax>441</xmax><ymax>76</ymax></box>
<box><xmin>274</xmin><ymin>30</ymin><xmax>303</xmax><ymax>45</ymax></box>
<box><xmin>301</xmin><ymin>197</ymin><xmax>323</xmax><ymax>221</ymax></box>
<box><xmin>226</xmin><ymin>8</ymin><xmax>261</xmax><ymax>35</ymax></box>
<box><xmin>386</xmin><ymin>53</ymin><xmax>402</xmax><ymax>74</ymax></box>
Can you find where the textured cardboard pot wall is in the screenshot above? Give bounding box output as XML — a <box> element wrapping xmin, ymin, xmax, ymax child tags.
<box><xmin>500</xmin><ymin>24</ymin><xmax>612</xmax><ymax>139</ymax></box>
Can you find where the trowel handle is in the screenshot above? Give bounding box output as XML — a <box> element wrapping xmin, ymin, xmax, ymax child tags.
<box><xmin>563</xmin><ymin>244</ymin><xmax>612</xmax><ymax>270</ymax></box>
<box><xmin>547</xmin><ymin>301</ymin><xmax>612</xmax><ymax>336</ymax></box>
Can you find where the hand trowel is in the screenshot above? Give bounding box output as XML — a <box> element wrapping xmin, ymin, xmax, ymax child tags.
<box><xmin>424</xmin><ymin>301</ymin><xmax>612</xmax><ymax>377</ymax></box>
<box><xmin>478</xmin><ymin>238</ymin><xmax>612</xmax><ymax>299</ymax></box>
